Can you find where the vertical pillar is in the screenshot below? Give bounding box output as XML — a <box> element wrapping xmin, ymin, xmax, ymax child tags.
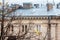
<box><xmin>47</xmin><ymin>24</ymin><xmax>51</xmax><ymax>40</ymax></box>
<box><xmin>47</xmin><ymin>16</ymin><xmax>51</xmax><ymax>40</ymax></box>
<box><xmin>55</xmin><ymin>24</ymin><xmax>57</xmax><ymax>40</ymax></box>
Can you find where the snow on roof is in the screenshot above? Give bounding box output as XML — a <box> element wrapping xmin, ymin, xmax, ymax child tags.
<box><xmin>6</xmin><ymin>6</ymin><xmax>60</xmax><ymax>17</ymax></box>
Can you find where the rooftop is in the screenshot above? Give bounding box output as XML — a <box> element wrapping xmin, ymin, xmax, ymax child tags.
<box><xmin>6</xmin><ymin>5</ymin><xmax>60</xmax><ymax>17</ymax></box>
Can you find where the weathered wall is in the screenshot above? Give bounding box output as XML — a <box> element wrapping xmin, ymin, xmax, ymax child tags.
<box><xmin>0</xmin><ymin>19</ymin><xmax>60</xmax><ymax>40</ymax></box>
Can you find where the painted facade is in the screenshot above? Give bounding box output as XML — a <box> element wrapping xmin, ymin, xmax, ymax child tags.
<box><xmin>0</xmin><ymin>16</ymin><xmax>60</xmax><ymax>40</ymax></box>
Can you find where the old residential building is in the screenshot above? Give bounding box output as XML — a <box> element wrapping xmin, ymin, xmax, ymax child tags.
<box><xmin>0</xmin><ymin>5</ymin><xmax>60</xmax><ymax>40</ymax></box>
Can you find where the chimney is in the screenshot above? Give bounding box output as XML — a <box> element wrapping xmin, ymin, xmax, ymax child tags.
<box><xmin>57</xmin><ymin>3</ymin><xmax>60</xmax><ymax>9</ymax></box>
<box><xmin>46</xmin><ymin>3</ymin><xmax>53</xmax><ymax>11</ymax></box>
<box><xmin>34</xmin><ymin>4</ymin><xmax>39</xmax><ymax>8</ymax></box>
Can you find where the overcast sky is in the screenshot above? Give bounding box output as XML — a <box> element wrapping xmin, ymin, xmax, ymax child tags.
<box><xmin>0</xmin><ymin>0</ymin><xmax>60</xmax><ymax>5</ymax></box>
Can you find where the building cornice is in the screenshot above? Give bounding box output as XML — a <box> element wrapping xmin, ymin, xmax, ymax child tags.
<box><xmin>1</xmin><ymin>16</ymin><xmax>60</xmax><ymax>21</ymax></box>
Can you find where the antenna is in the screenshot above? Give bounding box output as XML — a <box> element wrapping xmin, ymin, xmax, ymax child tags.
<box><xmin>47</xmin><ymin>0</ymin><xmax>48</xmax><ymax>3</ymax></box>
<box><xmin>53</xmin><ymin>0</ymin><xmax>55</xmax><ymax>5</ymax></box>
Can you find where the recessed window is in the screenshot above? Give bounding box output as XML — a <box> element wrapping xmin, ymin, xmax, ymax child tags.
<box><xmin>22</xmin><ymin>25</ymin><xmax>27</xmax><ymax>32</ymax></box>
<box><xmin>34</xmin><ymin>25</ymin><xmax>41</xmax><ymax>32</ymax></box>
<box><xmin>22</xmin><ymin>25</ymin><xmax>24</xmax><ymax>32</ymax></box>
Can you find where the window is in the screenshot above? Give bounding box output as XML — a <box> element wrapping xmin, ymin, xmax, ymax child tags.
<box><xmin>34</xmin><ymin>25</ymin><xmax>41</xmax><ymax>32</ymax></box>
<box><xmin>22</xmin><ymin>25</ymin><xmax>24</xmax><ymax>32</ymax></box>
<box><xmin>37</xmin><ymin>25</ymin><xmax>41</xmax><ymax>32</ymax></box>
<box><xmin>22</xmin><ymin>25</ymin><xmax>27</xmax><ymax>32</ymax></box>
<box><xmin>25</xmin><ymin>25</ymin><xmax>27</xmax><ymax>32</ymax></box>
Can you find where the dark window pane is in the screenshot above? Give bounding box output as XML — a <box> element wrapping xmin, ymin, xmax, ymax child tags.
<box><xmin>25</xmin><ymin>25</ymin><xmax>27</xmax><ymax>32</ymax></box>
<box><xmin>22</xmin><ymin>25</ymin><xmax>24</xmax><ymax>32</ymax></box>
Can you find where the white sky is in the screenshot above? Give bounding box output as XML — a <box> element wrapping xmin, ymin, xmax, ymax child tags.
<box><xmin>0</xmin><ymin>0</ymin><xmax>60</xmax><ymax>5</ymax></box>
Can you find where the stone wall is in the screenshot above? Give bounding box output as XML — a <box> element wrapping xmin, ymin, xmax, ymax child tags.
<box><xmin>0</xmin><ymin>16</ymin><xmax>60</xmax><ymax>40</ymax></box>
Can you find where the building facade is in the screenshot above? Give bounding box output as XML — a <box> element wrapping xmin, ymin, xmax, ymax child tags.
<box><xmin>0</xmin><ymin>3</ymin><xmax>60</xmax><ymax>40</ymax></box>
<box><xmin>0</xmin><ymin>16</ymin><xmax>60</xmax><ymax>40</ymax></box>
